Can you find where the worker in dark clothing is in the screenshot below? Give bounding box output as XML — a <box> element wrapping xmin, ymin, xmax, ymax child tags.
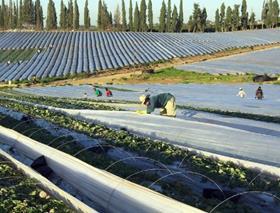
<box><xmin>255</xmin><ymin>86</ymin><xmax>264</xmax><ymax>100</ymax></box>
<box><xmin>137</xmin><ymin>93</ymin><xmax>176</xmax><ymax>117</ymax></box>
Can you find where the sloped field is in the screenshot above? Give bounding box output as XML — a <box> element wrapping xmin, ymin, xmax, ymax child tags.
<box><xmin>0</xmin><ymin>29</ymin><xmax>279</xmax><ymax>82</ymax></box>
<box><xmin>177</xmin><ymin>47</ymin><xmax>280</xmax><ymax>74</ymax></box>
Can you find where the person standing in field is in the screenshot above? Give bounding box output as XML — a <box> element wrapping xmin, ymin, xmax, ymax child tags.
<box><xmin>138</xmin><ymin>93</ymin><xmax>176</xmax><ymax>117</ymax></box>
<box><xmin>237</xmin><ymin>88</ymin><xmax>246</xmax><ymax>98</ymax></box>
<box><xmin>255</xmin><ymin>86</ymin><xmax>264</xmax><ymax>100</ymax></box>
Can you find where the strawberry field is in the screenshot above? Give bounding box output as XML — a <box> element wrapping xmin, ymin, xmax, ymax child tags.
<box><xmin>0</xmin><ymin>89</ymin><xmax>279</xmax><ymax>212</ymax></box>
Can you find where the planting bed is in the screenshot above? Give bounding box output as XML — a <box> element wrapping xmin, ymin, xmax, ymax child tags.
<box><xmin>0</xmin><ymin>93</ymin><xmax>279</xmax><ymax>212</ymax></box>
<box><xmin>16</xmin><ymin>83</ymin><xmax>280</xmax><ymax>118</ymax></box>
<box><xmin>0</xmin><ymin>29</ymin><xmax>280</xmax><ymax>81</ymax></box>
<box><xmin>0</xmin><ymin>154</ymin><xmax>73</xmax><ymax>212</ymax></box>
<box><xmin>177</xmin><ymin>48</ymin><xmax>280</xmax><ymax>75</ymax></box>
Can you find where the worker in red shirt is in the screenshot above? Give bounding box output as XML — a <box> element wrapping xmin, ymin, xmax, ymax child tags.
<box><xmin>105</xmin><ymin>88</ymin><xmax>113</xmax><ymax>97</ymax></box>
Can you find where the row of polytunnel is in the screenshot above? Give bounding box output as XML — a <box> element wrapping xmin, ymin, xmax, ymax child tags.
<box><xmin>0</xmin><ymin>29</ymin><xmax>279</xmax><ymax>81</ymax></box>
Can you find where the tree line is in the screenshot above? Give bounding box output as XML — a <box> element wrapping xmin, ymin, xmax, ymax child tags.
<box><xmin>214</xmin><ymin>0</ymin><xmax>279</xmax><ymax>32</ymax></box>
<box><xmin>0</xmin><ymin>0</ymin><xmax>279</xmax><ymax>32</ymax></box>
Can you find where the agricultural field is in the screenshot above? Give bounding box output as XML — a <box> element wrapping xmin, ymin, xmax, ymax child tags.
<box><xmin>177</xmin><ymin>47</ymin><xmax>280</xmax><ymax>75</ymax></box>
<box><xmin>17</xmin><ymin>83</ymin><xmax>280</xmax><ymax>117</ymax></box>
<box><xmin>0</xmin><ymin>28</ymin><xmax>280</xmax><ymax>213</ymax></box>
<box><xmin>0</xmin><ymin>29</ymin><xmax>279</xmax><ymax>82</ymax></box>
<box><xmin>0</xmin><ymin>88</ymin><xmax>279</xmax><ymax>212</ymax></box>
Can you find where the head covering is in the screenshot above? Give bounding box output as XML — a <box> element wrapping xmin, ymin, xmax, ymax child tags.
<box><xmin>139</xmin><ymin>94</ymin><xmax>150</xmax><ymax>104</ymax></box>
<box><xmin>240</xmin><ymin>88</ymin><xmax>243</xmax><ymax>90</ymax></box>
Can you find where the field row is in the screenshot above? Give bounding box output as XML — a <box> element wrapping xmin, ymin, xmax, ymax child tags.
<box><xmin>0</xmin><ymin>29</ymin><xmax>279</xmax><ymax>81</ymax></box>
<box><xmin>0</xmin><ymin>92</ymin><xmax>279</xmax><ymax>212</ymax></box>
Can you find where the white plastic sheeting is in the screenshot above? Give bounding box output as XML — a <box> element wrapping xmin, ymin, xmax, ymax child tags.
<box><xmin>0</xmin><ymin>125</ymin><xmax>204</xmax><ymax>213</ymax></box>
<box><xmin>1</xmin><ymin>29</ymin><xmax>280</xmax><ymax>81</ymax></box>
<box><xmin>0</xmin><ymin>149</ymin><xmax>96</xmax><ymax>213</ymax></box>
<box><xmin>52</xmin><ymin>109</ymin><xmax>280</xmax><ymax>168</ymax></box>
<box><xmin>177</xmin><ymin>47</ymin><xmax>280</xmax><ymax>74</ymax></box>
<box><xmin>16</xmin><ymin>83</ymin><xmax>280</xmax><ymax>116</ymax></box>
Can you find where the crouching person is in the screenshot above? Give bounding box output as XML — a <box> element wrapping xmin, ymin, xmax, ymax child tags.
<box><xmin>138</xmin><ymin>93</ymin><xmax>176</xmax><ymax>117</ymax></box>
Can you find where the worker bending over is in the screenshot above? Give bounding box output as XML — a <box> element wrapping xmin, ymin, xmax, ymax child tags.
<box><xmin>138</xmin><ymin>93</ymin><xmax>176</xmax><ymax>117</ymax></box>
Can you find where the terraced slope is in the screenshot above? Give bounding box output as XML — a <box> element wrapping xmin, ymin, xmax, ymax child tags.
<box><xmin>0</xmin><ymin>29</ymin><xmax>279</xmax><ymax>81</ymax></box>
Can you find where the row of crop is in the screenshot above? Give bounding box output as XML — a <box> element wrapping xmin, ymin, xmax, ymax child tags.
<box><xmin>0</xmin><ymin>90</ymin><xmax>121</xmax><ymax>111</ymax></box>
<box><xmin>0</xmin><ymin>154</ymin><xmax>73</xmax><ymax>212</ymax></box>
<box><xmin>0</xmin><ymin>98</ymin><xmax>279</xmax><ymax>197</ymax></box>
<box><xmin>1</xmin><ymin>30</ymin><xmax>280</xmax><ymax>82</ymax></box>
<box><xmin>5</xmin><ymin>89</ymin><xmax>280</xmax><ymax>124</ymax></box>
<box><xmin>0</xmin><ymin>109</ymin><xmax>227</xmax><ymax>212</ymax></box>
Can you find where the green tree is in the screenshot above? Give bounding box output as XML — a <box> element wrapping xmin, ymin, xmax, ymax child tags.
<box><xmin>133</xmin><ymin>2</ymin><xmax>140</xmax><ymax>31</ymax></box>
<box><xmin>272</xmin><ymin>0</ymin><xmax>279</xmax><ymax>27</ymax></box>
<box><xmin>266</xmin><ymin>0</ymin><xmax>273</xmax><ymax>28</ymax></box>
<box><xmin>262</xmin><ymin>1</ymin><xmax>269</xmax><ymax>28</ymax></box>
<box><xmin>171</xmin><ymin>5</ymin><xmax>178</xmax><ymax>32</ymax></box>
<box><xmin>187</xmin><ymin>15</ymin><xmax>193</xmax><ymax>32</ymax></box>
<box><xmin>103</xmin><ymin>2</ymin><xmax>112</xmax><ymax>30</ymax></box>
<box><xmin>97</xmin><ymin>1</ymin><xmax>111</xmax><ymax>30</ymax></box>
<box><xmin>241</xmin><ymin>0</ymin><xmax>248</xmax><ymax>30</ymax></box>
<box><xmin>46</xmin><ymin>0</ymin><xmax>57</xmax><ymax>30</ymax></box>
<box><xmin>232</xmin><ymin>4</ymin><xmax>240</xmax><ymax>31</ymax></box>
<box><xmin>13</xmin><ymin>2</ymin><xmax>18</xmax><ymax>28</ymax></box>
<box><xmin>159</xmin><ymin>0</ymin><xmax>166</xmax><ymax>32</ymax></box>
<box><xmin>225</xmin><ymin>6</ymin><xmax>233</xmax><ymax>31</ymax></box>
<box><xmin>122</xmin><ymin>0</ymin><xmax>127</xmax><ymax>31</ymax></box>
<box><xmin>84</xmin><ymin>0</ymin><xmax>90</xmax><ymax>30</ymax></box>
<box><xmin>68</xmin><ymin>0</ymin><xmax>73</xmax><ymax>29</ymax></box>
<box><xmin>220</xmin><ymin>3</ymin><xmax>226</xmax><ymax>32</ymax></box>
<box><xmin>166</xmin><ymin>0</ymin><xmax>171</xmax><ymax>32</ymax></box>
<box><xmin>23</xmin><ymin>0</ymin><xmax>34</xmax><ymax>25</ymax></box>
<box><xmin>0</xmin><ymin>4</ymin><xmax>3</xmax><ymax>29</ymax></box>
<box><xmin>35</xmin><ymin>0</ymin><xmax>43</xmax><ymax>30</ymax></box>
<box><xmin>201</xmin><ymin>8</ymin><xmax>207</xmax><ymax>32</ymax></box>
<box><xmin>215</xmin><ymin>9</ymin><xmax>220</xmax><ymax>31</ymax></box>
<box><xmin>60</xmin><ymin>0</ymin><xmax>66</xmax><ymax>29</ymax></box>
<box><xmin>178</xmin><ymin>0</ymin><xmax>184</xmax><ymax>32</ymax></box>
<box><xmin>1</xmin><ymin>0</ymin><xmax>7</xmax><ymax>29</ymax></box>
<box><xmin>114</xmin><ymin>4</ymin><xmax>121</xmax><ymax>31</ymax></box>
<box><xmin>148</xmin><ymin>0</ymin><xmax>153</xmax><ymax>31</ymax></box>
<box><xmin>249</xmin><ymin>11</ymin><xmax>256</xmax><ymax>29</ymax></box>
<box><xmin>73</xmin><ymin>0</ymin><xmax>79</xmax><ymax>30</ymax></box>
<box><xmin>129</xmin><ymin>0</ymin><xmax>133</xmax><ymax>31</ymax></box>
<box><xmin>8</xmin><ymin>0</ymin><xmax>13</xmax><ymax>29</ymax></box>
<box><xmin>140</xmin><ymin>0</ymin><xmax>147</xmax><ymax>31</ymax></box>
<box><xmin>192</xmin><ymin>3</ymin><xmax>201</xmax><ymax>32</ymax></box>
<box><xmin>97</xmin><ymin>0</ymin><xmax>102</xmax><ymax>29</ymax></box>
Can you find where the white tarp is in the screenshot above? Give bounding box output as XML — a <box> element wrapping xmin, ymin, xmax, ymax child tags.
<box><xmin>0</xmin><ymin>149</ymin><xmax>96</xmax><ymax>213</ymax></box>
<box><xmin>16</xmin><ymin>83</ymin><xmax>280</xmax><ymax>117</ymax></box>
<box><xmin>0</xmin><ymin>125</ymin><xmax>204</xmax><ymax>213</ymax></box>
<box><xmin>176</xmin><ymin>47</ymin><xmax>280</xmax><ymax>74</ymax></box>
<box><xmin>54</xmin><ymin>109</ymin><xmax>280</xmax><ymax>168</ymax></box>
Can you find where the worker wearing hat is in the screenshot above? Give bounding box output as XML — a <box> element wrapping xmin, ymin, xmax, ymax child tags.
<box><xmin>236</xmin><ymin>88</ymin><xmax>246</xmax><ymax>98</ymax></box>
<box><xmin>138</xmin><ymin>93</ymin><xmax>176</xmax><ymax>117</ymax></box>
